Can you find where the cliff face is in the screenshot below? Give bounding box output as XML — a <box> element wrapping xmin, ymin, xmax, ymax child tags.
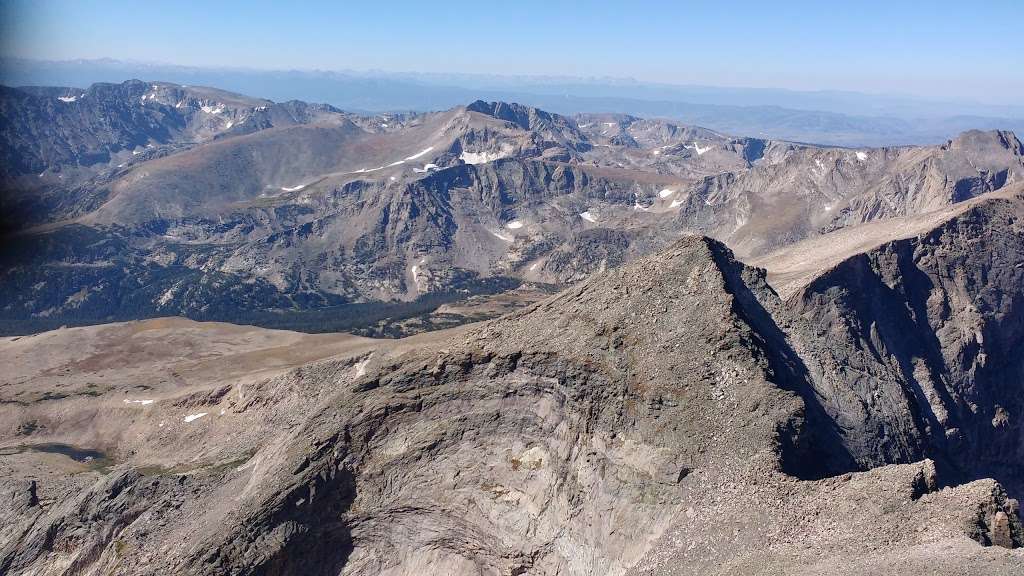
<box><xmin>786</xmin><ymin>197</ymin><xmax>1024</xmax><ymax>495</ymax></box>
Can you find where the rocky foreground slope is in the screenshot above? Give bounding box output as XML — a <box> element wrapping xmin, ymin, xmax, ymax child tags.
<box><xmin>1</xmin><ymin>189</ymin><xmax>1022</xmax><ymax>574</ymax></box>
<box><xmin>1</xmin><ymin>82</ymin><xmax>1021</xmax><ymax>334</ymax></box>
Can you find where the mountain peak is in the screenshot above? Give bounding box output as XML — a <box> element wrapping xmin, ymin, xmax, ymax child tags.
<box><xmin>465</xmin><ymin>99</ymin><xmax>558</xmax><ymax>131</ymax></box>
<box><xmin>947</xmin><ymin>129</ymin><xmax>1022</xmax><ymax>155</ymax></box>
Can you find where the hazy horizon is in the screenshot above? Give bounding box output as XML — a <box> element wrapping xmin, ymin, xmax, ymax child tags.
<box><xmin>2</xmin><ymin>0</ymin><xmax>1022</xmax><ymax>106</ymax></box>
<box><xmin>0</xmin><ymin>55</ymin><xmax>1012</xmax><ymax>106</ymax></box>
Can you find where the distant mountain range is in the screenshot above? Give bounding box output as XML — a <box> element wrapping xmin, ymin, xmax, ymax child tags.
<box><xmin>1</xmin><ymin>79</ymin><xmax>1021</xmax><ymax>335</ymax></box>
<box><xmin>3</xmin><ymin>58</ymin><xmax>1022</xmax><ymax>147</ymax></box>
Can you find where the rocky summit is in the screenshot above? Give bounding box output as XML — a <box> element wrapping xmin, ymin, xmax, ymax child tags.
<box><xmin>0</xmin><ymin>80</ymin><xmax>1022</xmax><ymax>575</ymax></box>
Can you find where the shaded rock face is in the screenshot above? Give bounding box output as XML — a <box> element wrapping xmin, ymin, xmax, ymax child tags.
<box><xmin>0</xmin><ymin>80</ymin><xmax>350</xmax><ymax>179</ymax></box>
<box><xmin>787</xmin><ymin>199</ymin><xmax>1024</xmax><ymax>495</ymax></box>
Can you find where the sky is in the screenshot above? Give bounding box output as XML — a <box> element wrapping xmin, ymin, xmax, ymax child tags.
<box><xmin>1</xmin><ymin>0</ymin><xmax>1022</xmax><ymax>103</ymax></box>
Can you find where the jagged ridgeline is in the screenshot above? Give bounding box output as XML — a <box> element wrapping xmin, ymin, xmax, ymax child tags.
<box><xmin>1</xmin><ymin>81</ymin><xmax>1022</xmax><ymax>336</ymax></box>
<box><xmin>0</xmin><ymin>80</ymin><xmax>1023</xmax><ymax>574</ymax></box>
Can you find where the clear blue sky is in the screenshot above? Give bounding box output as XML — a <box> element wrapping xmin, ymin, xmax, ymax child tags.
<box><xmin>1</xmin><ymin>0</ymin><xmax>1021</xmax><ymax>102</ymax></box>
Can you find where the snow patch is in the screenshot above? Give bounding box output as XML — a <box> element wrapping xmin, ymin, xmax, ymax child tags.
<box><xmin>353</xmin><ymin>354</ymin><xmax>372</xmax><ymax>377</ymax></box>
<box><xmin>688</xmin><ymin>142</ymin><xmax>712</xmax><ymax>156</ymax></box>
<box><xmin>281</xmin><ymin>184</ymin><xmax>306</xmax><ymax>192</ymax></box>
<box><xmin>405</xmin><ymin>146</ymin><xmax>434</xmax><ymax>161</ymax></box>
<box><xmin>658</xmin><ymin>188</ymin><xmax>675</xmax><ymax>198</ymax></box>
<box><xmin>579</xmin><ymin>211</ymin><xmax>597</xmax><ymax>223</ymax></box>
<box><xmin>413</xmin><ymin>163</ymin><xmax>440</xmax><ymax>173</ymax></box>
<box><xmin>157</xmin><ymin>286</ymin><xmax>176</xmax><ymax>306</ymax></box>
<box><xmin>490</xmin><ymin>230</ymin><xmax>514</xmax><ymax>242</ymax></box>
<box><xmin>461</xmin><ymin>150</ymin><xmax>504</xmax><ymax>165</ymax></box>
<box><xmin>506</xmin><ymin>220</ymin><xmax>524</xmax><ymax>229</ymax></box>
<box><xmin>856</xmin><ymin>151</ymin><xmax>868</xmax><ymax>162</ymax></box>
<box><xmin>123</xmin><ymin>399</ymin><xmax>154</xmax><ymax>405</ymax></box>
<box><xmin>670</xmin><ymin>198</ymin><xmax>685</xmax><ymax>208</ymax></box>
<box><xmin>57</xmin><ymin>96</ymin><xmax>78</xmax><ymax>103</ymax></box>
<box><xmin>352</xmin><ymin>166</ymin><xmax>384</xmax><ymax>174</ymax></box>
<box><xmin>201</xmin><ymin>104</ymin><xmax>225</xmax><ymax>114</ymax></box>
<box><xmin>184</xmin><ymin>413</ymin><xmax>208</xmax><ymax>423</ymax></box>
<box><xmin>410</xmin><ymin>260</ymin><xmax>428</xmax><ymax>292</ymax></box>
